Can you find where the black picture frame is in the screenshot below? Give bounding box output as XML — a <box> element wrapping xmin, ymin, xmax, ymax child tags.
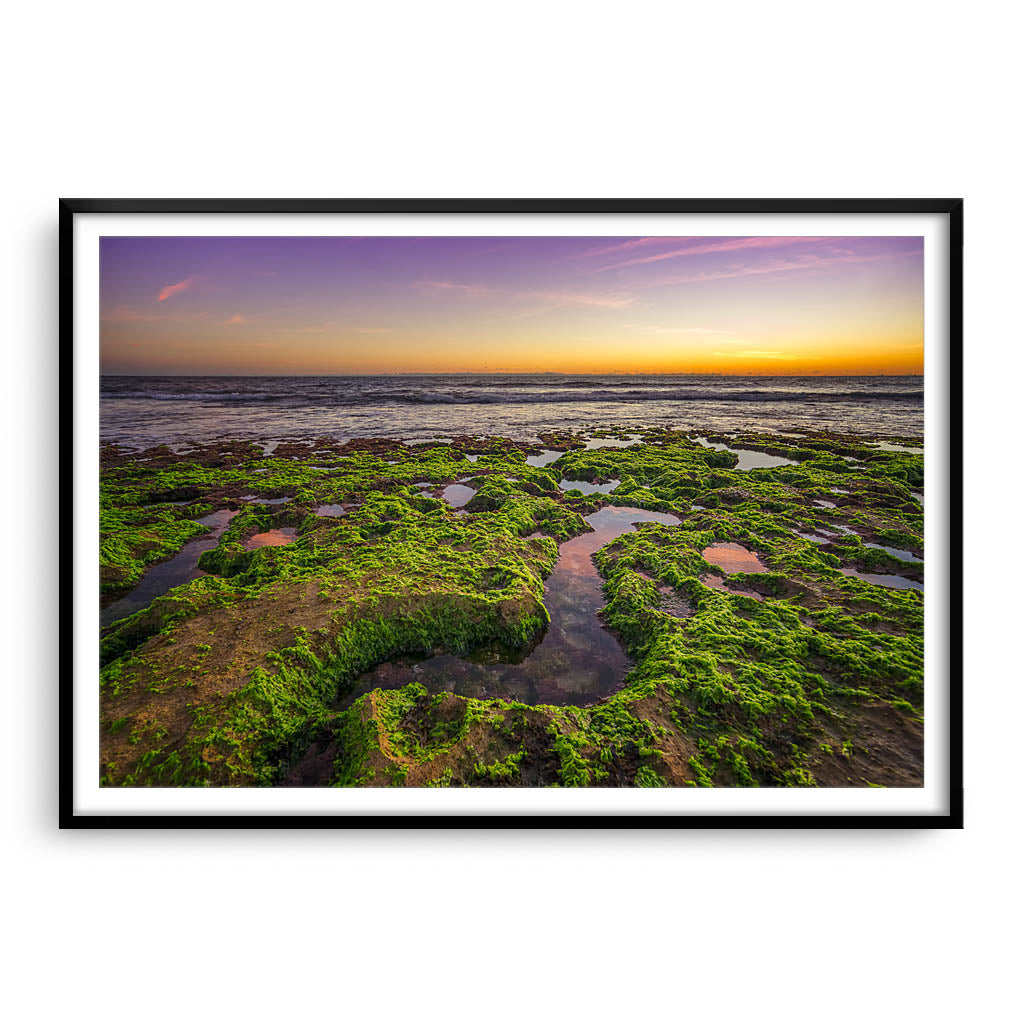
<box><xmin>60</xmin><ymin>197</ymin><xmax>963</xmax><ymax>829</ymax></box>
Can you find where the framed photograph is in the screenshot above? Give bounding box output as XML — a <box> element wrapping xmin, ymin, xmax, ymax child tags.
<box><xmin>62</xmin><ymin>199</ymin><xmax>962</xmax><ymax>827</ymax></box>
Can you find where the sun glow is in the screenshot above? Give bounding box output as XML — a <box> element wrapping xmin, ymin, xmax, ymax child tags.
<box><xmin>101</xmin><ymin>235</ymin><xmax>923</xmax><ymax>376</ymax></box>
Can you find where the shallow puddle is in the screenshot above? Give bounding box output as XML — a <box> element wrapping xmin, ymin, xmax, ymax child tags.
<box><xmin>246</xmin><ymin>527</ymin><xmax>298</xmax><ymax>550</ymax></box>
<box><xmin>864</xmin><ymin>542</ymin><xmax>922</xmax><ymax>563</ymax></box>
<box><xmin>315</xmin><ymin>504</ymin><xmax>347</xmax><ymax>517</ymax></box>
<box><xmin>441</xmin><ymin>484</ymin><xmax>476</xmax><ymax>507</ymax></box>
<box><xmin>694</xmin><ymin>437</ymin><xmax>796</xmax><ymax>470</ymax></box>
<box><xmin>814</xmin><ymin>499</ymin><xmax>838</xmax><ymax>509</ymax></box>
<box><xmin>343</xmin><ymin>506</ymin><xmax>680</xmax><ymax>706</ymax></box>
<box><xmin>873</xmin><ymin>441</ymin><xmax>923</xmax><ymax>454</ymax></box>
<box><xmin>793</xmin><ymin>530</ymin><xmax>830</xmax><ymax>544</ymax></box>
<box><xmin>840</xmin><ymin>567</ymin><xmax>923</xmax><ymax>592</ymax></box>
<box><xmin>465</xmin><ymin>454</ymin><xmax>481</xmax><ymax>462</ymax></box>
<box><xmin>733</xmin><ymin>449</ymin><xmax>797</xmax><ymax>471</ymax></box>
<box><xmin>694</xmin><ymin>436</ymin><xmax>730</xmax><ymax>451</ymax></box>
<box><xmin>101</xmin><ymin>510</ymin><xmax>238</xmax><ymax>628</ymax></box>
<box><xmin>701</xmin><ymin>542</ymin><xmax>769</xmax><ymax>574</ymax></box>
<box><xmin>584</xmin><ymin>435</ymin><xmax>641</xmax><ymax>449</ymax></box>
<box><xmin>241</xmin><ymin>495</ymin><xmax>293</xmax><ymax>505</ymax></box>
<box><xmin>559</xmin><ymin>478</ymin><xmax>620</xmax><ymax>495</ymax></box>
<box><xmin>526</xmin><ymin>449</ymin><xmax>563</xmax><ymax>468</ymax></box>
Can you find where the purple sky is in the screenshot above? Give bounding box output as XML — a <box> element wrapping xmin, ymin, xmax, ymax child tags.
<box><xmin>100</xmin><ymin>235</ymin><xmax>924</xmax><ymax>374</ymax></box>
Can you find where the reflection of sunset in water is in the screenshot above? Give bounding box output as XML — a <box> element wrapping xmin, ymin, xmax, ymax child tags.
<box><xmin>441</xmin><ymin>484</ymin><xmax>476</xmax><ymax>507</ymax></box>
<box><xmin>101</xmin><ymin>509</ymin><xmax>239</xmax><ymax>629</ymax></box>
<box><xmin>343</xmin><ymin>505</ymin><xmax>680</xmax><ymax>707</ymax></box>
<box><xmin>246</xmin><ymin>527</ymin><xmax>297</xmax><ymax>550</ymax></box>
<box><xmin>701</xmin><ymin>542</ymin><xmax>768</xmax><ymax>574</ymax></box>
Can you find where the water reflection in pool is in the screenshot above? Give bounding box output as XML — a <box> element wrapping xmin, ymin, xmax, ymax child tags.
<box><xmin>694</xmin><ymin>437</ymin><xmax>796</xmax><ymax>470</ymax></box>
<box><xmin>343</xmin><ymin>506</ymin><xmax>680</xmax><ymax>706</ymax></box>
<box><xmin>584</xmin><ymin>435</ymin><xmax>641</xmax><ymax>449</ymax></box>
<box><xmin>246</xmin><ymin>527</ymin><xmax>298</xmax><ymax>550</ymax></box>
<box><xmin>701</xmin><ymin>542</ymin><xmax>769</xmax><ymax>574</ymax></box>
<box><xmin>526</xmin><ymin>450</ymin><xmax>563</xmax><ymax>468</ymax></box>
<box><xmin>733</xmin><ymin>450</ymin><xmax>797</xmax><ymax>471</ymax></box>
<box><xmin>441</xmin><ymin>483</ymin><xmax>476</xmax><ymax>507</ymax></box>
<box><xmin>873</xmin><ymin>441</ymin><xmax>923</xmax><ymax>454</ymax></box>
<box><xmin>863</xmin><ymin>542</ymin><xmax>922</xmax><ymax>563</ymax></box>
<box><xmin>560</xmin><ymin>478</ymin><xmax>620</xmax><ymax>495</ymax></box>
<box><xmin>840</xmin><ymin>568</ymin><xmax>923</xmax><ymax>592</ymax></box>
<box><xmin>793</xmin><ymin>529</ymin><xmax>830</xmax><ymax>544</ymax></box>
<box><xmin>101</xmin><ymin>510</ymin><xmax>238</xmax><ymax>628</ymax></box>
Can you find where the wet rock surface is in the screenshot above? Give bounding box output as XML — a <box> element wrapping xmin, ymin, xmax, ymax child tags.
<box><xmin>98</xmin><ymin>427</ymin><xmax>925</xmax><ymax>789</ymax></box>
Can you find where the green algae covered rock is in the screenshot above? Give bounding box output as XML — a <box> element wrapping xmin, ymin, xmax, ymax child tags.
<box><xmin>97</xmin><ymin>431</ymin><xmax>924</xmax><ymax>788</ymax></box>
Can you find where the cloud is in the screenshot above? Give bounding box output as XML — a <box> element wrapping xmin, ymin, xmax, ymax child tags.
<box><xmin>415</xmin><ymin>280</ymin><xmax>497</xmax><ymax>298</ymax></box>
<box><xmin>524</xmin><ymin>290</ymin><xmax>634</xmax><ymax>311</ymax></box>
<box><xmin>579</xmin><ymin>237</ymin><xmax>693</xmax><ymax>258</ymax></box>
<box><xmin>354</xmin><ymin>327</ymin><xmax>394</xmax><ymax>335</ymax></box>
<box><xmin>622</xmin><ymin>323</ymin><xmax>733</xmax><ymax>336</ymax></box>
<box><xmin>220</xmin><ymin>314</ymin><xmax>247</xmax><ymax>326</ymax></box>
<box><xmin>156</xmin><ymin>277</ymin><xmax>195</xmax><ymax>302</ymax></box>
<box><xmin>416</xmin><ymin>279</ymin><xmax>634</xmax><ymax>314</ymax></box>
<box><xmin>655</xmin><ymin>251</ymin><xmax>890</xmax><ymax>286</ymax></box>
<box><xmin>597</xmin><ymin>237</ymin><xmax>832</xmax><ymax>272</ymax></box>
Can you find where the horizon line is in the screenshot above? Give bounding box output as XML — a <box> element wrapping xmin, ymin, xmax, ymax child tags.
<box><xmin>99</xmin><ymin>370</ymin><xmax>924</xmax><ymax>378</ymax></box>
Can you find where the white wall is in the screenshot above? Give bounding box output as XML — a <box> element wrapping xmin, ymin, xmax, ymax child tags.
<box><xmin>3</xmin><ymin>3</ymin><xmax>1017</xmax><ymax>1021</ymax></box>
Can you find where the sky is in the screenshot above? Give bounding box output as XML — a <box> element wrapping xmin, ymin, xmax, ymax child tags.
<box><xmin>100</xmin><ymin>235</ymin><xmax>924</xmax><ymax>375</ymax></box>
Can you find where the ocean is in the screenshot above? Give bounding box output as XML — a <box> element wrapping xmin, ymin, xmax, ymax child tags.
<box><xmin>100</xmin><ymin>374</ymin><xmax>923</xmax><ymax>447</ymax></box>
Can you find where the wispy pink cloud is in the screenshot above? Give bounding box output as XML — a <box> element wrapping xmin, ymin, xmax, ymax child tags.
<box><xmin>656</xmin><ymin>251</ymin><xmax>887</xmax><ymax>285</ymax></box>
<box><xmin>579</xmin><ymin>237</ymin><xmax>693</xmax><ymax>258</ymax></box>
<box><xmin>417</xmin><ymin>279</ymin><xmax>633</xmax><ymax>314</ymax></box>
<box><xmin>525</xmin><ymin>290</ymin><xmax>634</xmax><ymax>311</ymax></box>
<box><xmin>415</xmin><ymin>280</ymin><xmax>498</xmax><ymax>298</ymax></box>
<box><xmin>597</xmin><ymin>237</ymin><xmax>832</xmax><ymax>272</ymax></box>
<box><xmin>220</xmin><ymin>314</ymin><xmax>247</xmax><ymax>326</ymax></box>
<box><xmin>156</xmin><ymin>277</ymin><xmax>195</xmax><ymax>302</ymax></box>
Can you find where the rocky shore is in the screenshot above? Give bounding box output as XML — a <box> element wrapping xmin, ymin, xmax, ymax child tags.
<box><xmin>99</xmin><ymin>427</ymin><xmax>924</xmax><ymax>788</ymax></box>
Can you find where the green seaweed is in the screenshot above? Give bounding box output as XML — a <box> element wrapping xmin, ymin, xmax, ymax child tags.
<box><xmin>98</xmin><ymin>429</ymin><xmax>924</xmax><ymax>789</ymax></box>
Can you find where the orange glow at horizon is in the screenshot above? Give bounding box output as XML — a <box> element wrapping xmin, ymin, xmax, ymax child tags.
<box><xmin>100</xmin><ymin>235</ymin><xmax>924</xmax><ymax>376</ymax></box>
